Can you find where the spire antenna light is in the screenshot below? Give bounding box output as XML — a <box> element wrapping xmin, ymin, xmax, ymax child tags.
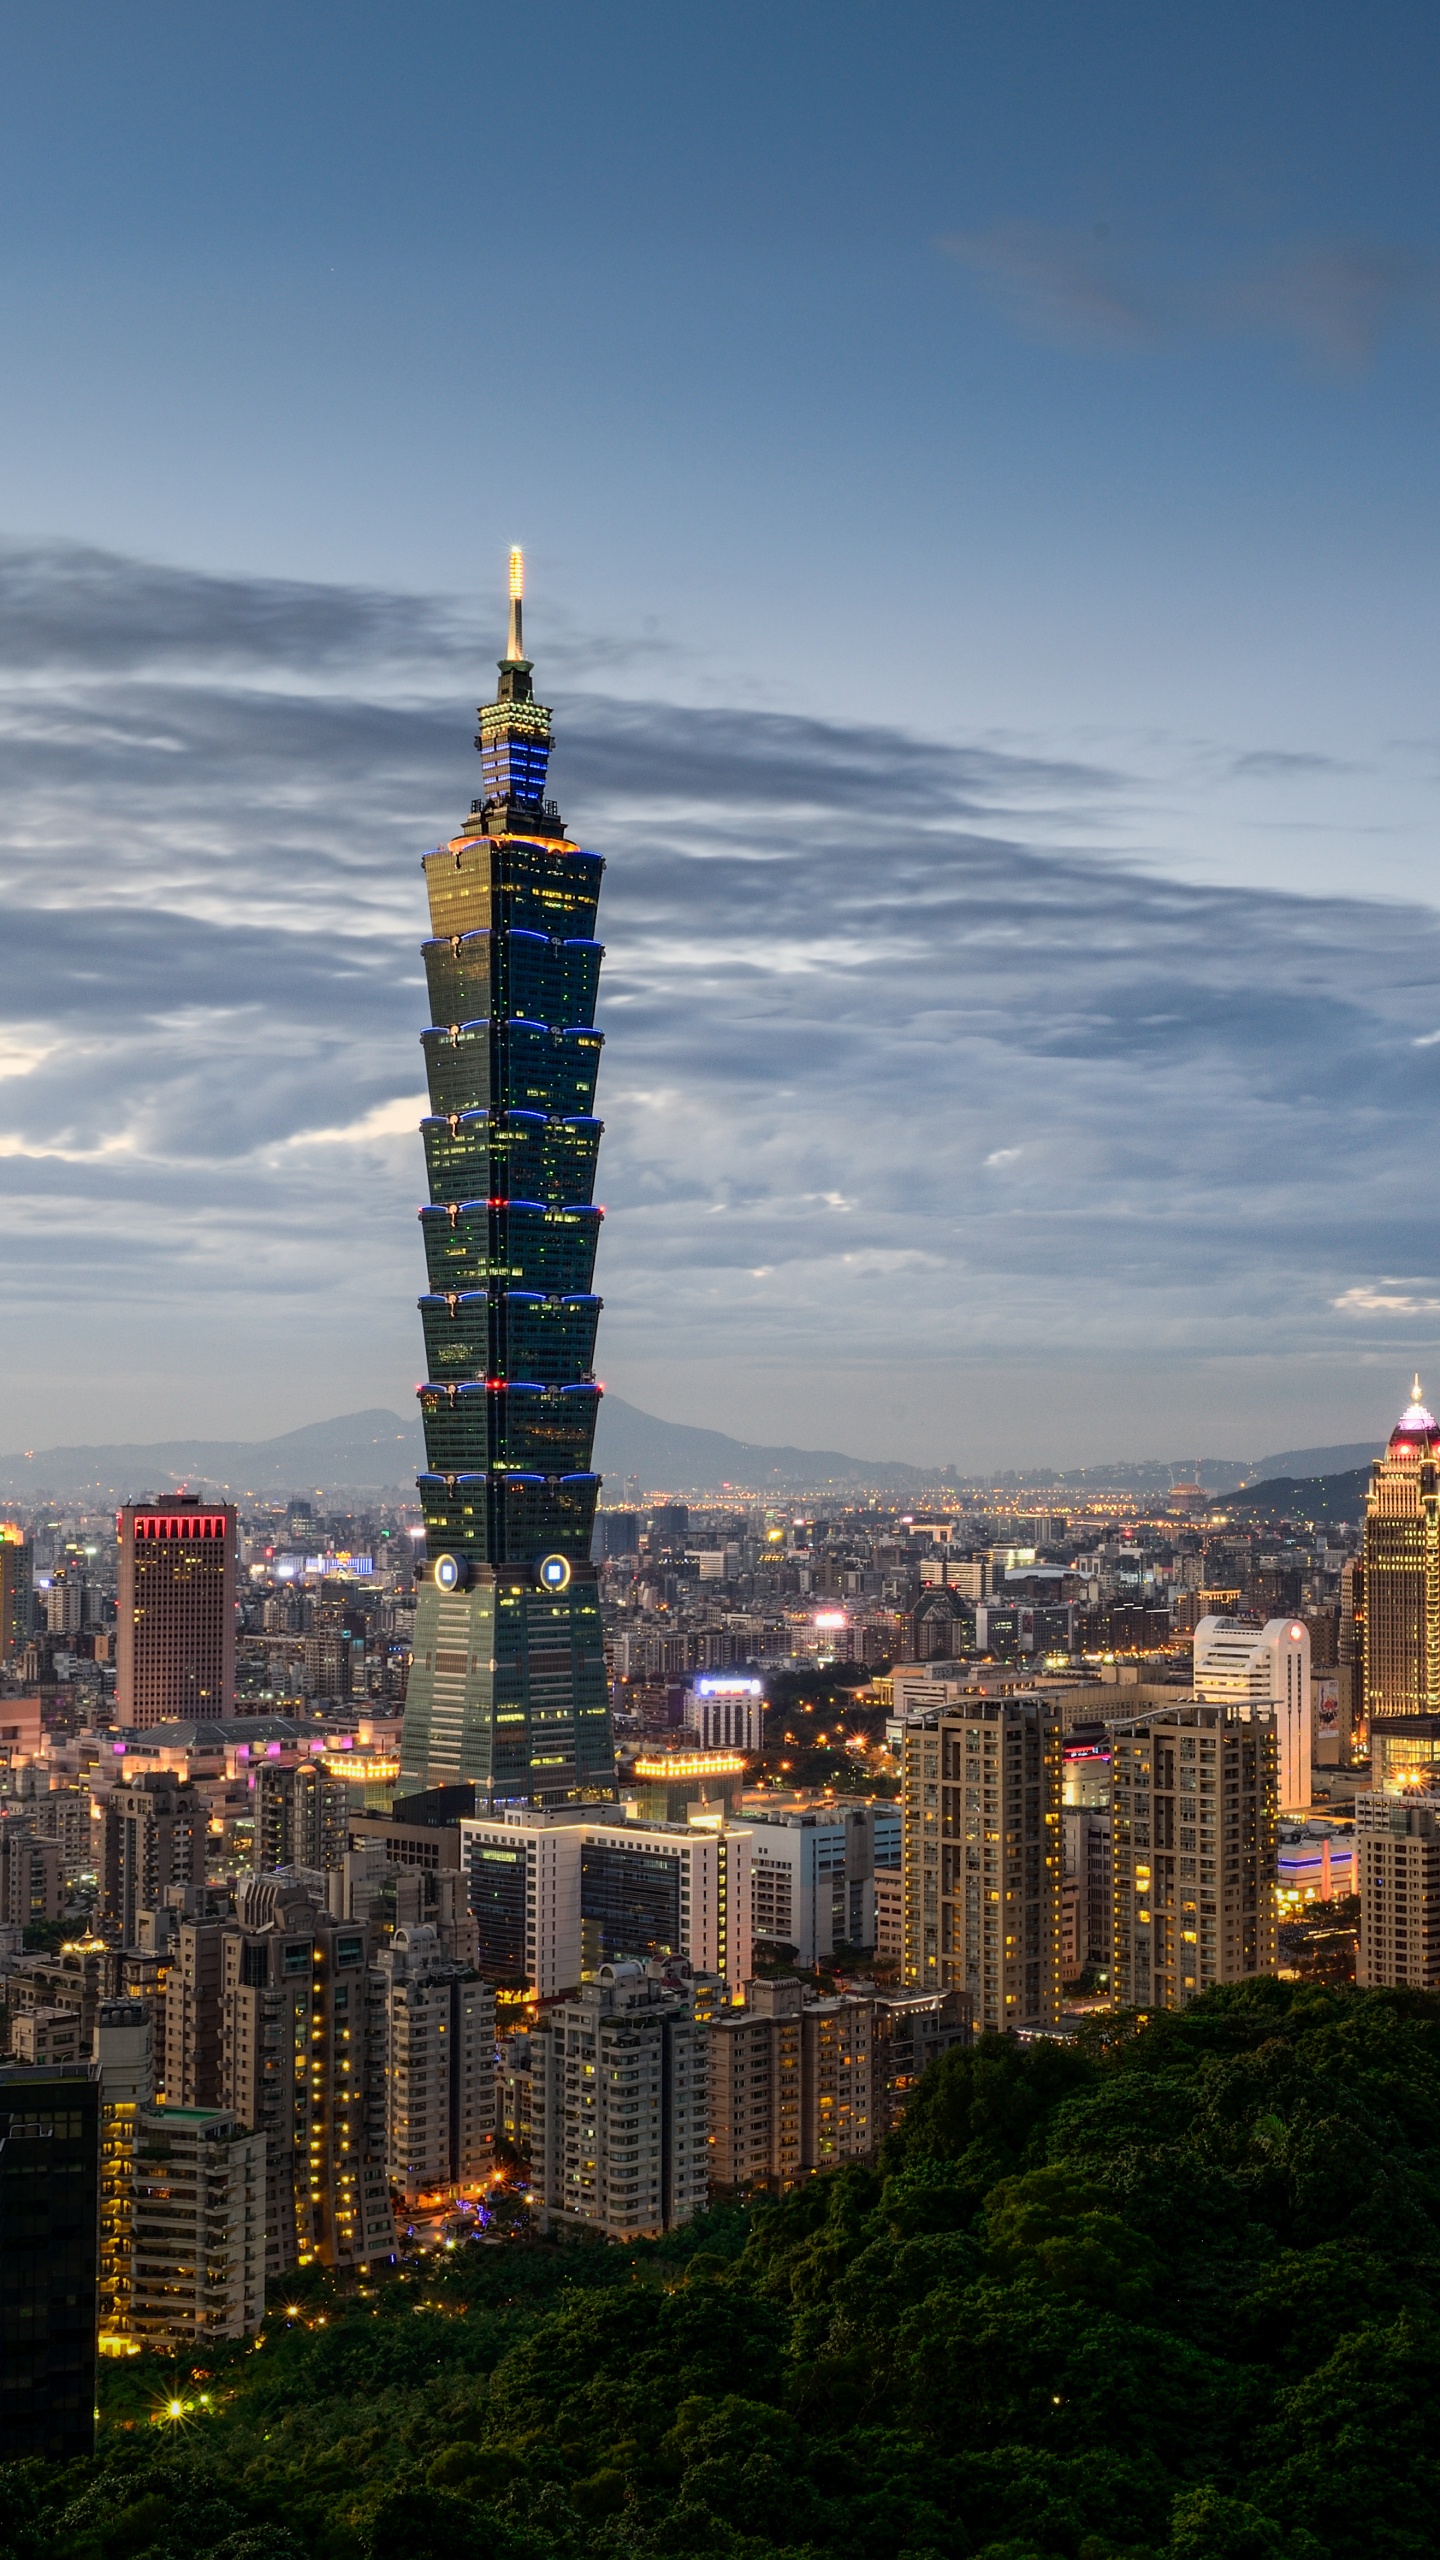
<box><xmin>506</xmin><ymin>546</ymin><xmax>525</xmax><ymax>662</ymax></box>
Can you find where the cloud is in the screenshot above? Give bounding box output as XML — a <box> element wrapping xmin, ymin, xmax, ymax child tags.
<box><xmin>939</xmin><ymin>224</ymin><xmax>1440</xmax><ymax>367</ymax></box>
<box><xmin>1333</xmin><ymin>1285</ymin><xmax>1440</xmax><ymax>1316</ymax></box>
<box><xmin>0</xmin><ymin>539</ymin><xmax>1436</xmax><ymax>1441</ymax></box>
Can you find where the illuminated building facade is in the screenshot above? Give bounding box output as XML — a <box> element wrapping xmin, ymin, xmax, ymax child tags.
<box><xmin>1357</xmin><ymin>1792</ymin><xmax>1440</xmax><ymax>1988</ymax></box>
<box><xmin>130</xmin><ymin>2104</ymin><xmax>264</xmax><ymax>2346</ymax></box>
<box><xmin>531</xmin><ymin>1960</ymin><xmax>709</xmax><ymax>2239</ymax></box>
<box><xmin>116</xmin><ymin>1497</ymin><xmax>237</xmax><ymax>1727</ymax></box>
<box><xmin>400</xmin><ymin>555</ymin><xmax>614</xmax><ymax>1808</ymax></box>
<box><xmin>1363</xmin><ymin>1382</ymin><xmax>1440</xmax><ymax>1727</ymax></box>
<box><xmin>0</xmin><ymin>1523</ymin><xmax>32</xmax><ymax>1660</ymax></box>
<box><xmin>370</xmin><ymin>1922</ymin><xmax>496</xmax><ymax>2206</ymax></box>
<box><xmin>1110</xmin><ymin>1702</ymin><xmax>1277</xmax><ymax>2009</ymax></box>
<box><xmin>902</xmin><ymin>1698</ymin><xmax>1060</xmax><ymax>2031</ymax></box>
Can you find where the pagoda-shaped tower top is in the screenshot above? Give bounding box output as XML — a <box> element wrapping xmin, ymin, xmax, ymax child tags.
<box><xmin>468</xmin><ymin>546</ymin><xmax>561</xmax><ymax>836</ymax></box>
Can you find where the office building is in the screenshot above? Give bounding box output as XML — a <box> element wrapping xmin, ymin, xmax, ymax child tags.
<box><xmin>1356</xmin><ymin>1792</ymin><xmax>1440</xmax><ymax>1989</ymax></box>
<box><xmin>130</xmin><ymin>2104</ymin><xmax>264</xmax><ymax>2346</ymax></box>
<box><xmin>461</xmin><ymin>1807</ymin><xmax>752</xmax><ymax>1994</ymax></box>
<box><xmin>683</xmin><ymin>1675</ymin><xmax>765</xmax><ymax>1752</ymax></box>
<box><xmin>92</xmin><ymin>2000</ymin><xmax>154</xmax><ymax>2349</ymax></box>
<box><xmin>252</xmin><ymin>1758</ymin><xmax>347</xmax><ymax>1874</ymax></box>
<box><xmin>903</xmin><ymin>1698</ymin><xmax>1061</xmax><ymax>2031</ymax></box>
<box><xmin>101</xmin><ymin>1771</ymin><xmax>204</xmax><ymax>1943</ymax></box>
<box><xmin>1111</xmin><ymin>1702</ymin><xmax>1277</xmax><ymax>2009</ymax></box>
<box><xmin>1193</xmin><ymin>1615</ymin><xmax>1312</xmax><ymax>1810</ymax></box>
<box><xmin>1338</xmin><ymin>1556</ymin><xmax>1364</xmax><ymax>1752</ymax></box>
<box><xmin>400</xmin><ymin>559</ymin><xmax>615</xmax><ymax>1807</ymax></box>
<box><xmin>371</xmin><ymin>1922</ymin><xmax>496</xmax><ymax>2206</ymax></box>
<box><xmin>0</xmin><ymin>2061</ymin><xmax>100</xmax><ymax>2461</ymax></box>
<box><xmin>626</xmin><ymin>1749</ymin><xmax>746</xmax><ymax>1825</ymax></box>
<box><xmin>116</xmin><ymin>1497</ymin><xmax>237</xmax><ymax>1726</ymax></box>
<box><xmin>531</xmin><ymin>1960</ymin><xmax>708</xmax><ymax>2239</ymax></box>
<box><xmin>0</xmin><ymin>1523</ymin><xmax>33</xmax><ymax>1660</ymax></box>
<box><xmin>1363</xmin><ymin>1382</ymin><xmax>1440</xmax><ymax>1726</ymax></box>
<box><xmin>579</xmin><ymin>1819</ymin><xmax>751</xmax><ymax>1988</ymax></box>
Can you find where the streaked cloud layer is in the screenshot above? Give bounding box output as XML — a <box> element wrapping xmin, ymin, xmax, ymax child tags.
<box><xmin>0</xmin><ymin>541</ymin><xmax>1434</xmax><ymax>1467</ymax></box>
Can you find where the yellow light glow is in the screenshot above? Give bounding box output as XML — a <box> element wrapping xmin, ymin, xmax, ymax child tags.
<box><xmin>632</xmin><ymin>1752</ymin><xmax>745</xmax><ymax>1780</ymax></box>
<box><xmin>509</xmin><ymin>546</ymin><xmax>524</xmax><ymax>600</ymax></box>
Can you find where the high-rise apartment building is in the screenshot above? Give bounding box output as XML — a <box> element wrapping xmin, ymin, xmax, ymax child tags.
<box><xmin>1355</xmin><ymin>1791</ymin><xmax>1440</xmax><ymax>1989</ymax></box>
<box><xmin>252</xmin><ymin>1759</ymin><xmax>347</xmax><ymax>1874</ymax></box>
<box><xmin>130</xmin><ymin>2104</ymin><xmax>265</xmax><ymax>2347</ymax></box>
<box><xmin>400</xmin><ymin>559</ymin><xmax>615</xmax><ymax>1808</ymax></box>
<box><xmin>903</xmin><ymin>1699</ymin><xmax>1061</xmax><ymax>2031</ymax></box>
<box><xmin>531</xmin><ymin>1960</ymin><xmax>708</xmax><ymax>2239</ymax></box>
<box><xmin>116</xmin><ymin>1497</ymin><xmax>237</xmax><ymax>1726</ymax></box>
<box><xmin>0</xmin><ymin>1523</ymin><xmax>33</xmax><ymax>1659</ymax></box>
<box><xmin>1111</xmin><ymin>1703</ymin><xmax>1277</xmax><ymax>2009</ymax></box>
<box><xmin>101</xmin><ymin>1771</ymin><xmax>203</xmax><ymax>1942</ymax></box>
<box><xmin>225</xmin><ymin>1890</ymin><xmax>393</xmax><ymax>2274</ymax></box>
<box><xmin>707</xmin><ymin>1979</ymin><xmax>971</xmax><ymax>2191</ymax></box>
<box><xmin>163</xmin><ymin>1916</ymin><xmax>227</xmax><ymax>2106</ymax></box>
<box><xmin>0</xmin><ymin>2061</ymin><xmax>100</xmax><ymax>2462</ymax></box>
<box><xmin>370</xmin><ymin>1922</ymin><xmax>496</xmax><ymax>2206</ymax></box>
<box><xmin>93</xmin><ymin>2000</ymin><xmax>154</xmax><ymax>2349</ymax></box>
<box><xmin>0</xmin><ymin>1819</ymin><xmax>64</xmax><ymax>1927</ymax></box>
<box><xmin>1193</xmin><ymin>1615</ymin><xmax>1312</xmax><ymax>1811</ymax></box>
<box><xmin>1363</xmin><ymin>1384</ymin><xmax>1440</xmax><ymax>1727</ymax></box>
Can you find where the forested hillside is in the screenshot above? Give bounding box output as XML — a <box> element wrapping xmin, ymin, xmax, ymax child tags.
<box><xmin>9</xmin><ymin>1980</ymin><xmax>1440</xmax><ymax>2560</ymax></box>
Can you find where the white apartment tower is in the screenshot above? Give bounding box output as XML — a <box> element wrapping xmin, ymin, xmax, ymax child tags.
<box><xmin>1193</xmin><ymin>1615</ymin><xmax>1311</xmax><ymax>1812</ymax></box>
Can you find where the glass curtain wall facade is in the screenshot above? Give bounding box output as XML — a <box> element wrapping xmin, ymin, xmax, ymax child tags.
<box><xmin>401</xmin><ymin>567</ymin><xmax>616</xmax><ymax>1806</ymax></box>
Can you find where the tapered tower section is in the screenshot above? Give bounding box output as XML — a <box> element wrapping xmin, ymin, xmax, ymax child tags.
<box><xmin>400</xmin><ymin>556</ymin><xmax>615</xmax><ymax>1805</ymax></box>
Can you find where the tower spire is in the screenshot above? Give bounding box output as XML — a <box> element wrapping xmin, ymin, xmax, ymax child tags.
<box><xmin>505</xmin><ymin>545</ymin><xmax>525</xmax><ymax>665</ymax></box>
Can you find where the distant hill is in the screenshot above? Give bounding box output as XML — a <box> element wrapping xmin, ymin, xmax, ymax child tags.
<box><xmin>0</xmin><ymin>1409</ymin><xmax>420</xmax><ymax>1500</ymax></box>
<box><xmin>590</xmin><ymin>1396</ymin><xmax>929</xmax><ymax>1493</ymax></box>
<box><xmin>1249</xmin><ymin>1441</ymin><xmax>1381</xmax><ymax>1480</ymax></box>
<box><xmin>1220</xmin><ymin>1465</ymin><xmax>1371</xmax><ymax>1523</ymax></box>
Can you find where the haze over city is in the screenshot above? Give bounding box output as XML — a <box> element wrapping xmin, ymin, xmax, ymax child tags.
<box><xmin>2</xmin><ymin>1</ymin><xmax>1439</xmax><ymax>1468</ymax></box>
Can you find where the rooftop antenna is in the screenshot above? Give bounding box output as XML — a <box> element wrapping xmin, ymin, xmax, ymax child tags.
<box><xmin>505</xmin><ymin>546</ymin><xmax>525</xmax><ymax>663</ymax></box>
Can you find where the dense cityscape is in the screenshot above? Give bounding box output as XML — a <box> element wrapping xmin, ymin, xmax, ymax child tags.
<box><xmin>5</xmin><ymin>546</ymin><xmax>1440</xmax><ymax>2560</ymax></box>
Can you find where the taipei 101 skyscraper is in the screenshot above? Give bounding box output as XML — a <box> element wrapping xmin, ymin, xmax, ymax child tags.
<box><xmin>399</xmin><ymin>554</ymin><xmax>616</xmax><ymax>1806</ymax></box>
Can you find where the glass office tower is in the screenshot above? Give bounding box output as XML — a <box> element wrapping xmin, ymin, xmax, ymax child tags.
<box><xmin>400</xmin><ymin>559</ymin><xmax>616</xmax><ymax>1806</ymax></box>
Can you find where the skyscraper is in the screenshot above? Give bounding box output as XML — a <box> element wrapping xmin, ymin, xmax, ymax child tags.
<box><xmin>1363</xmin><ymin>1381</ymin><xmax>1440</xmax><ymax>1732</ymax></box>
<box><xmin>401</xmin><ymin>556</ymin><xmax>615</xmax><ymax>1807</ymax></box>
<box><xmin>116</xmin><ymin>1495</ymin><xmax>237</xmax><ymax>1725</ymax></box>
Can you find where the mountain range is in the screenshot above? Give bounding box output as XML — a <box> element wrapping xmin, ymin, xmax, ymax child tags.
<box><xmin>0</xmin><ymin>1402</ymin><xmax>1389</xmax><ymax>1503</ymax></box>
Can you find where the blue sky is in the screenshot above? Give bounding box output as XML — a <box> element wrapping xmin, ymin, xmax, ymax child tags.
<box><xmin>1</xmin><ymin>1</ymin><xmax>1439</xmax><ymax>1469</ymax></box>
